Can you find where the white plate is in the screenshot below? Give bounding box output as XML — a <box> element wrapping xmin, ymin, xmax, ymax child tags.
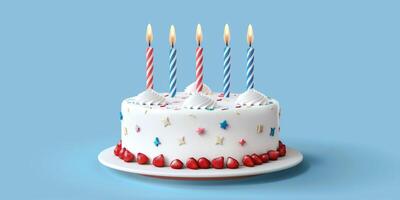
<box><xmin>98</xmin><ymin>146</ymin><xmax>303</xmax><ymax>180</ymax></box>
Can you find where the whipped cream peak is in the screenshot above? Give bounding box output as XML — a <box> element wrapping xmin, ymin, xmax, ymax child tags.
<box><xmin>133</xmin><ymin>89</ymin><xmax>166</xmax><ymax>105</ymax></box>
<box><xmin>182</xmin><ymin>93</ymin><xmax>217</xmax><ymax>109</ymax></box>
<box><xmin>235</xmin><ymin>89</ymin><xmax>269</xmax><ymax>106</ymax></box>
<box><xmin>184</xmin><ymin>82</ymin><xmax>213</xmax><ymax>95</ymax></box>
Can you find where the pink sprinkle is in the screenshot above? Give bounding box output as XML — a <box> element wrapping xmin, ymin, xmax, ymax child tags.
<box><xmin>217</xmin><ymin>98</ymin><xmax>222</xmax><ymax>101</ymax></box>
<box><xmin>196</xmin><ymin>127</ymin><xmax>205</xmax><ymax>135</ymax></box>
<box><xmin>218</xmin><ymin>93</ymin><xmax>224</xmax><ymax>97</ymax></box>
<box><xmin>235</xmin><ymin>105</ymin><xmax>242</xmax><ymax>108</ymax></box>
<box><xmin>239</xmin><ymin>139</ymin><xmax>246</xmax><ymax>146</ymax></box>
<box><xmin>135</xmin><ymin>125</ymin><xmax>141</xmax><ymax>133</ymax></box>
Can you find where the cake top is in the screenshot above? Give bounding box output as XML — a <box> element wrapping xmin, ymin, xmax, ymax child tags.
<box><xmin>125</xmin><ymin>89</ymin><xmax>276</xmax><ymax>112</ymax></box>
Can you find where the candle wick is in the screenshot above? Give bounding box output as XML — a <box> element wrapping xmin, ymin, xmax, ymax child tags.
<box><xmin>148</xmin><ymin>42</ymin><xmax>151</xmax><ymax>47</ymax></box>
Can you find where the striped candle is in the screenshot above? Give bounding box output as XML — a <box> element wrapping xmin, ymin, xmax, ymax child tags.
<box><xmin>195</xmin><ymin>24</ymin><xmax>204</xmax><ymax>93</ymax></box>
<box><xmin>145</xmin><ymin>24</ymin><xmax>154</xmax><ymax>90</ymax></box>
<box><xmin>223</xmin><ymin>24</ymin><xmax>231</xmax><ymax>97</ymax></box>
<box><xmin>246</xmin><ymin>24</ymin><xmax>255</xmax><ymax>90</ymax></box>
<box><xmin>169</xmin><ymin>25</ymin><xmax>177</xmax><ymax>97</ymax></box>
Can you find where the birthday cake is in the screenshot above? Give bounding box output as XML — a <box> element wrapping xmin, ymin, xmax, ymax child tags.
<box><xmin>112</xmin><ymin>24</ymin><xmax>287</xmax><ymax>169</ymax></box>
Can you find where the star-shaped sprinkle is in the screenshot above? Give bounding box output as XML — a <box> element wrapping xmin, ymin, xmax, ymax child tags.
<box><xmin>123</xmin><ymin>127</ymin><xmax>128</xmax><ymax>136</ymax></box>
<box><xmin>135</xmin><ymin>125</ymin><xmax>141</xmax><ymax>133</ymax></box>
<box><xmin>119</xmin><ymin>112</ymin><xmax>123</xmax><ymax>120</ymax></box>
<box><xmin>220</xmin><ymin>120</ymin><xmax>229</xmax><ymax>129</ymax></box>
<box><xmin>196</xmin><ymin>127</ymin><xmax>205</xmax><ymax>135</ymax></box>
<box><xmin>257</xmin><ymin>124</ymin><xmax>264</xmax><ymax>134</ymax></box>
<box><xmin>178</xmin><ymin>136</ymin><xmax>185</xmax><ymax>145</ymax></box>
<box><xmin>162</xmin><ymin>117</ymin><xmax>171</xmax><ymax>127</ymax></box>
<box><xmin>270</xmin><ymin>128</ymin><xmax>276</xmax><ymax>136</ymax></box>
<box><xmin>216</xmin><ymin>136</ymin><xmax>224</xmax><ymax>145</ymax></box>
<box><xmin>153</xmin><ymin>137</ymin><xmax>161</xmax><ymax>147</ymax></box>
<box><xmin>239</xmin><ymin>138</ymin><xmax>246</xmax><ymax>146</ymax></box>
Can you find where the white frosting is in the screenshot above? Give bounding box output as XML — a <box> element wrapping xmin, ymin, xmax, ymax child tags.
<box><xmin>121</xmin><ymin>92</ymin><xmax>280</xmax><ymax>165</ymax></box>
<box><xmin>182</xmin><ymin>93</ymin><xmax>217</xmax><ymax>109</ymax></box>
<box><xmin>235</xmin><ymin>89</ymin><xmax>269</xmax><ymax>106</ymax></box>
<box><xmin>184</xmin><ymin>82</ymin><xmax>213</xmax><ymax>95</ymax></box>
<box><xmin>133</xmin><ymin>89</ymin><xmax>166</xmax><ymax>105</ymax></box>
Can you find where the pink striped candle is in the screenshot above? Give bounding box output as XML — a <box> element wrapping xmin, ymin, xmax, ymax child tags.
<box><xmin>145</xmin><ymin>24</ymin><xmax>154</xmax><ymax>89</ymax></box>
<box><xmin>195</xmin><ymin>24</ymin><xmax>203</xmax><ymax>93</ymax></box>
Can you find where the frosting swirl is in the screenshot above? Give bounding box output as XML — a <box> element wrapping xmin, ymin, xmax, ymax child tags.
<box><xmin>133</xmin><ymin>89</ymin><xmax>166</xmax><ymax>105</ymax></box>
<box><xmin>183</xmin><ymin>93</ymin><xmax>217</xmax><ymax>109</ymax></box>
<box><xmin>184</xmin><ymin>82</ymin><xmax>212</xmax><ymax>95</ymax></box>
<box><xmin>235</xmin><ymin>89</ymin><xmax>269</xmax><ymax>106</ymax></box>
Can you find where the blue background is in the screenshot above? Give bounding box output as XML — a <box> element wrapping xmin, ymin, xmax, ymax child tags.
<box><xmin>1</xmin><ymin>0</ymin><xmax>399</xmax><ymax>199</ymax></box>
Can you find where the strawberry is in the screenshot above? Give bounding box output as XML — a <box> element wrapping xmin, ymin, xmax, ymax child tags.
<box><xmin>170</xmin><ymin>159</ymin><xmax>184</xmax><ymax>169</ymax></box>
<box><xmin>197</xmin><ymin>157</ymin><xmax>211</xmax><ymax>169</ymax></box>
<box><xmin>251</xmin><ymin>154</ymin><xmax>263</xmax><ymax>165</ymax></box>
<box><xmin>278</xmin><ymin>144</ymin><xmax>286</xmax><ymax>157</ymax></box>
<box><xmin>268</xmin><ymin>150</ymin><xmax>280</xmax><ymax>160</ymax></box>
<box><xmin>137</xmin><ymin>153</ymin><xmax>149</xmax><ymax>164</ymax></box>
<box><xmin>123</xmin><ymin>150</ymin><xmax>135</xmax><ymax>162</ymax></box>
<box><xmin>260</xmin><ymin>153</ymin><xmax>269</xmax><ymax>163</ymax></box>
<box><xmin>242</xmin><ymin>155</ymin><xmax>255</xmax><ymax>167</ymax></box>
<box><xmin>117</xmin><ymin>140</ymin><xmax>122</xmax><ymax>148</ymax></box>
<box><xmin>186</xmin><ymin>157</ymin><xmax>199</xmax><ymax>170</ymax></box>
<box><xmin>152</xmin><ymin>154</ymin><xmax>165</xmax><ymax>167</ymax></box>
<box><xmin>279</xmin><ymin>140</ymin><xmax>284</xmax><ymax>148</ymax></box>
<box><xmin>226</xmin><ymin>157</ymin><xmax>239</xmax><ymax>169</ymax></box>
<box><xmin>211</xmin><ymin>156</ymin><xmax>224</xmax><ymax>169</ymax></box>
<box><xmin>118</xmin><ymin>148</ymin><xmax>126</xmax><ymax>159</ymax></box>
<box><xmin>114</xmin><ymin>145</ymin><xmax>121</xmax><ymax>156</ymax></box>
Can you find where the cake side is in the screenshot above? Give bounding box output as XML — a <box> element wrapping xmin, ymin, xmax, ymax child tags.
<box><xmin>120</xmin><ymin>92</ymin><xmax>281</xmax><ymax>165</ymax></box>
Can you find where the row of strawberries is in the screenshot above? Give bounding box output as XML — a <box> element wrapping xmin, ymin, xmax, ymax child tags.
<box><xmin>113</xmin><ymin>141</ymin><xmax>287</xmax><ymax>169</ymax></box>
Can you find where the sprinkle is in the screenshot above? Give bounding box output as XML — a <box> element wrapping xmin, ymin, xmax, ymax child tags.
<box><xmin>216</xmin><ymin>98</ymin><xmax>222</xmax><ymax>101</ymax></box>
<box><xmin>239</xmin><ymin>139</ymin><xmax>246</xmax><ymax>146</ymax></box>
<box><xmin>153</xmin><ymin>137</ymin><xmax>161</xmax><ymax>147</ymax></box>
<box><xmin>160</xmin><ymin>103</ymin><xmax>167</xmax><ymax>107</ymax></box>
<box><xmin>218</xmin><ymin>93</ymin><xmax>224</xmax><ymax>97</ymax></box>
<box><xmin>221</xmin><ymin>107</ymin><xmax>229</xmax><ymax>111</ymax></box>
<box><xmin>162</xmin><ymin>117</ymin><xmax>171</xmax><ymax>127</ymax></box>
<box><xmin>178</xmin><ymin>136</ymin><xmax>185</xmax><ymax>145</ymax></box>
<box><xmin>270</xmin><ymin>128</ymin><xmax>276</xmax><ymax>136</ymax></box>
<box><xmin>164</xmin><ymin>94</ymin><xmax>169</xmax><ymax>97</ymax></box>
<box><xmin>220</xmin><ymin>120</ymin><xmax>229</xmax><ymax>129</ymax></box>
<box><xmin>206</xmin><ymin>107</ymin><xmax>214</xmax><ymax>111</ymax></box>
<box><xmin>135</xmin><ymin>125</ymin><xmax>141</xmax><ymax>133</ymax></box>
<box><xmin>257</xmin><ymin>125</ymin><xmax>264</xmax><ymax>134</ymax></box>
<box><xmin>119</xmin><ymin>112</ymin><xmax>123</xmax><ymax>120</ymax></box>
<box><xmin>216</xmin><ymin>136</ymin><xmax>224</xmax><ymax>145</ymax></box>
<box><xmin>123</xmin><ymin>127</ymin><xmax>128</xmax><ymax>136</ymax></box>
<box><xmin>196</xmin><ymin>127</ymin><xmax>205</xmax><ymax>135</ymax></box>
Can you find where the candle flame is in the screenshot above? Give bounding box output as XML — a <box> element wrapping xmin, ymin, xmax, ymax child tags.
<box><xmin>196</xmin><ymin>24</ymin><xmax>203</xmax><ymax>45</ymax></box>
<box><xmin>247</xmin><ymin>24</ymin><xmax>254</xmax><ymax>46</ymax></box>
<box><xmin>146</xmin><ymin>24</ymin><xmax>153</xmax><ymax>45</ymax></box>
<box><xmin>224</xmin><ymin>24</ymin><xmax>230</xmax><ymax>45</ymax></box>
<box><xmin>169</xmin><ymin>25</ymin><xmax>176</xmax><ymax>47</ymax></box>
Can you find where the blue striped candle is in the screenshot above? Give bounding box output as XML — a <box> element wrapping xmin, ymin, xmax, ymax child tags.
<box><xmin>169</xmin><ymin>48</ymin><xmax>177</xmax><ymax>97</ymax></box>
<box><xmin>223</xmin><ymin>46</ymin><xmax>231</xmax><ymax>97</ymax></box>
<box><xmin>169</xmin><ymin>25</ymin><xmax>177</xmax><ymax>97</ymax></box>
<box><xmin>223</xmin><ymin>24</ymin><xmax>231</xmax><ymax>97</ymax></box>
<box><xmin>246</xmin><ymin>46</ymin><xmax>255</xmax><ymax>90</ymax></box>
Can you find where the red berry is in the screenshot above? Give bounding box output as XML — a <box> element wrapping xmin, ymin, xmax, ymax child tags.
<box><xmin>211</xmin><ymin>156</ymin><xmax>224</xmax><ymax>169</ymax></box>
<box><xmin>242</xmin><ymin>155</ymin><xmax>255</xmax><ymax>167</ymax></box>
<box><xmin>118</xmin><ymin>148</ymin><xmax>126</xmax><ymax>159</ymax></box>
<box><xmin>226</xmin><ymin>157</ymin><xmax>239</xmax><ymax>169</ymax></box>
<box><xmin>186</xmin><ymin>157</ymin><xmax>199</xmax><ymax>170</ymax></box>
<box><xmin>152</xmin><ymin>154</ymin><xmax>165</xmax><ymax>167</ymax></box>
<box><xmin>279</xmin><ymin>140</ymin><xmax>284</xmax><ymax>148</ymax></box>
<box><xmin>170</xmin><ymin>159</ymin><xmax>184</xmax><ymax>169</ymax></box>
<box><xmin>137</xmin><ymin>153</ymin><xmax>149</xmax><ymax>164</ymax></box>
<box><xmin>278</xmin><ymin>145</ymin><xmax>286</xmax><ymax>157</ymax></box>
<box><xmin>114</xmin><ymin>145</ymin><xmax>121</xmax><ymax>156</ymax></box>
<box><xmin>260</xmin><ymin>153</ymin><xmax>269</xmax><ymax>163</ymax></box>
<box><xmin>197</xmin><ymin>157</ymin><xmax>211</xmax><ymax>169</ymax></box>
<box><xmin>251</xmin><ymin>154</ymin><xmax>263</xmax><ymax>165</ymax></box>
<box><xmin>117</xmin><ymin>140</ymin><xmax>122</xmax><ymax>148</ymax></box>
<box><xmin>123</xmin><ymin>150</ymin><xmax>135</xmax><ymax>162</ymax></box>
<box><xmin>268</xmin><ymin>150</ymin><xmax>280</xmax><ymax>160</ymax></box>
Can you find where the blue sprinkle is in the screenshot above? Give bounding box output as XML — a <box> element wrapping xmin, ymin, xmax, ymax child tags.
<box><xmin>270</xmin><ymin>128</ymin><xmax>276</xmax><ymax>136</ymax></box>
<box><xmin>153</xmin><ymin>137</ymin><xmax>161</xmax><ymax>147</ymax></box>
<box><xmin>220</xmin><ymin>120</ymin><xmax>229</xmax><ymax>129</ymax></box>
